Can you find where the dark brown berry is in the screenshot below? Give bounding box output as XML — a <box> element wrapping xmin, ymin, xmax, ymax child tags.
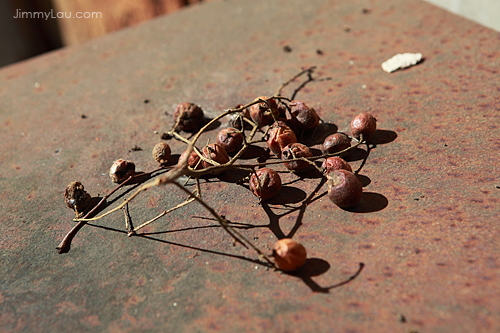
<box><xmin>227</xmin><ymin>104</ymin><xmax>252</xmax><ymax>130</ymax></box>
<box><xmin>109</xmin><ymin>159</ymin><xmax>136</xmax><ymax>183</ymax></box>
<box><xmin>152</xmin><ymin>142</ymin><xmax>171</xmax><ymax>165</ymax></box>
<box><xmin>327</xmin><ymin>169</ymin><xmax>363</xmax><ymax>208</ymax></box>
<box><xmin>217</xmin><ymin>128</ymin><xmax>244</xmax><ymax>153</ymax></box>
<box><xmin>64</xmin><ymin>181</ymin><xmax>92</xmax><ymax>213</ymax></box>
<box><xmin>322</xmin><ymin>132</ymin><xmax>351</xmax><ymax>155</ymax></box>
<box><xmin>266</xmin><ymin>123</ymin><xmax>297</xmax><ymax>157</ymax></box>
<box><xmin>321</xmin><ymin>156</ymin><xmax>352</xmax><ymax>174</ymax></box>
<box><xmin>351</xmin><ymin>112</ymin><xmax>377</xmax><ymax>141</ymax></box>
<box><xmin>272</xmin><ymin>238</ymin><xmax>307</xmax><ymax>271</ymax></box>
<box><xmin>281</xmin><ymin>143</ymin><xmax>313</xmax><ymax>171</ymax></box>
<box><xmin>286</xmin><ymin>100</ymin><xmax>320</xmax><ymax>130</ymax></box>
<box><xmin>178</xmin><ymin>149</ymin><xmax>202</xmax><ymax>170</ymax></box>
<box><xmin>249</xmin><ymin>167</ymin><xmax>282</xmax><ymax>200</ymax></box>
<box><xmin>173</xmin><ymin>102</ymin><xmax>204</xmax><ymax>132</ymax></box>
<box><xmin>248</xmin><ymin>96</ymin><xmax>279</xmax><ymax>127</ymax></box>
<box><xmin>202</xmin><ymin>144</ymin><xmax>230</xmax><ymax>173</ymax></box>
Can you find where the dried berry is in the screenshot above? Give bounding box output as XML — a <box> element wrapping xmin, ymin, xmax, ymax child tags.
<box><xmin>351</xmin><ymin>112</ymin><xmax>377</xmax><ymax>141</ymax></box>
<box><xmin>217</xmin><ymin>127</ymin><xmax>244</xmax><ymax>153</ymax></box>
<box><xmin>272</xmin><ymin>238</ymin><xmax>307</xmax><ymax>271</ymax></box>
<box><xmin>322</xmin><ymin>132</ymin><xmax>351</xmax><ymax>155</ymax></box>
<box><xmin>248</xmin><ymin>96</ymin><xmax>279</xmax><ymax>127</ymax></box>
<box><xmin>321</xmin><ymin>156</ymin><xmax>352</xmax><ymax>174</ymax></box>
<box><xmin>64</xmin><ymin>181</ymin><xmax>92</xmax><ymax>213</ymax></box>
<box><xmin>227</xmin><ymin>104</ymin><xmax>252</xmax><ymax>130</ymax></box>
<box><xmin>249</xmin><ymin>167</ymin><xmax>282</xmax><ymax>200</ymax></box>
<box><xmin>327</xmin><ymin>169</ymin><xmax>363</xmax><ymax>208</ymax></box>
<box><xmin>152</xmin><ymin>142</ymin><xmax>171</xmax><ymax>166</ymax></box>
<box><xmin>109</xmin><ymin>159</ymin><xmax>136</xmax><ymax>183</ymax></box>
<box><xmin>281</xmin><ymin>143</ymin><xmax>313</xmax><ymax>171</ymax></box>
<box><xmin>266</xmin><ymin>123</ymin><xmax>297</xmax><ymax>157</ymax></box>
<box><xmin>178</xmin><ymin>149</ymin><xmax>203</xmax><ymax>170</ymax></box>
<box><xmin>286</xmin><ymin>100</ymin><xmax>320</xmax><ymax>130</ymax></box>
<box><xmin>202</xmin><ymin>144</ymin><xmax>230</xmax><ymax>173</ymax></box>
<box><xmin>173</xmin><ymin>102</ymin><xmax>204</xmax><ymax>132</ymax></box>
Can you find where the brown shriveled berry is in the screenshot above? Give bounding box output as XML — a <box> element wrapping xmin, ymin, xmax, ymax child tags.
<box><xmin>249</xmin><ymin>167</ymin><xmax>282</xmax><ymax>200</ymax></box>
<box><xmin>202</xmin><ymin>144</ymin><xmax>230</xmax><ymax>173</ymax></box>
<box><xmin>217</xmin><ymin>127</ymin><xmax>244</xmax><ymax>153</ymax></box>
<box><xmin>152</xmin><ymin>142</ymin><xmax>171</xmax><ymax>165</ymax></box>
<box><xmin>248</xmin><ymin>96</ymin><xmax>279</xmax><ymax>127</ymax></box>
<box><xmin>351</xmin><ymin>112</ymin><xmax>377</xmax><ymax>141</ymax></box>
<box><xmin>64</xmin><ymin>181</ymin><xmax>92</xmax><ymax>213</ymax></box>
<box><xmin>322</xmin><ymin>132</ymin><xmax>351</xmax><ymax>155</ymax></box>
<box><xmin>327</xmin><ymin>169</ymin><xmax>363</xmax><ymax>208</ymax></box>
<box><xmin>173</xmin><ymin>102</ymin><xmax>204</xmax><ymax>132</ymax></box>
<box><xmin>272</xmin><ymin>238</ymin><xmax>307</xmax><ymax>272</ymax></box>
<box><xmin>266</xmin><ymin>123</ymin><xmax>297</xmax><ymax>157</ymax></box>
<box><xmin>227</xmin><ymin>104</ymin><xmax>252</xmax><ymax>130</ymax></box>
<box><xmin>286</xmin><ymin>100</ymin><xmax>320</xmax><ymax>130</ymax></box>
<box><xmin>178</xmin><ymin>149</ymin><xmax>203</xmax><ymax>170</ymax></box>
<box><xmin>109</xmin><ymin>159</ymin><xmax>136</xmax><ymax>183</ymax></box>
<box><xmin>321</xmin><ymin>156</ymin><xmax>352</xmax><ymax>174</ymax></box>
<box><xmin>281</xmin><ymin>143</ymin><xmax>313</xmax><ymax>171</ymax></box>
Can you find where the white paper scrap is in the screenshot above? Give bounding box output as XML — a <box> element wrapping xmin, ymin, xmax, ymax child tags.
<box><xmin>381</xmin><ymin>53</ymin><xmax>423</xmax><ymax>73</ymax></box>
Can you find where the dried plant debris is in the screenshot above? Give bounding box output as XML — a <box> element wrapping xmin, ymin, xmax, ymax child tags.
<box><xmin>381</xmin><ymin>53</ymin><xmax>423</xmax><ymax>73</ymax></box>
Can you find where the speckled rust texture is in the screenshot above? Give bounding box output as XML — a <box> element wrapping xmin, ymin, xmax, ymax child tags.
<box><xmin>1</xmin><ymin>0</ymin><xmax>499</xmax><ymax>332</ymax></box>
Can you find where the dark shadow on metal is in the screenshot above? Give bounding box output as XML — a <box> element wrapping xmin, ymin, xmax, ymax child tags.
<box><xmin>304</xmin><ymin>122</ymin><xmax>338</xmax><ymax>146</ymax></box>
<box><xmin>342</xmin><ymin>192</ymin><xmax>388</xmax><ymax>213</ymax></box>
<box><xmin>370</xmin><ymin>129</ymin><xmax>397</xmax><ymax>146</ymax></box>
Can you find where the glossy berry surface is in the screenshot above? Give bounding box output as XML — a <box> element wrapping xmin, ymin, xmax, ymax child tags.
<box><xmin>321</xmin><ymin>156</ymin><xmax>352</xmax><ymax>174</ymax></box>
<box><xmin>287</xmin><ymin>100</ymin><xmax>320</xmax><ymax>130</ymax></box>
<box><xmin>217</xmin><ymin>127</ymin><xmax>244</xmax><ymax>153</ymax></box>
<box><xmin>173</xmin><ymin>102</ymin><xmax>204</xmax><ymax>132</ymax></box>
<box><xmin>327</xmin><ymin>169</ymin><xmax>363</xmax><ymax>208</ymax></box>
<box><xmin>249</xmin><ymin>167</ymin><xmax>282</xmax><ymax>200</ymax></box>
<box><xmin>273</xmin><ymin>238</ymin><xmax>307</xmax><ymax>272</ymax></box>
<box><xmin>202</xmin><ymin>144</ymin><xmax>230</xmax><ymax>172</ymax></box>
<box><xmin>281</xmin><ymin>143</ymin><xmax>313</xmax><ymax>171</ymax></box>
<box><xmin>152</xmin><ymin>142</ymin><xmax>171</xmax><ymax>165</ymax></box>
<box><xmin>266</xmin><ymin>123</ymin><xmax>297</xmax><ymax>157</ymax></box>
<box><xmin>322</xmin><ymin>132</ymin><xmax>351</xmax><ymax>155</ymax></box>
<box><xmin>109</xmin><ymin>159</ymin><xmax>136</xmax><ymax>183</ymax></box>
<box><xmin>351</xmin><ymin>112</ymin><xmax>377</xmax><ymax>141</ymax></box>
<box><xmin>248</xmin><ymin>96</ymin><xmax>279</xmax><ymax>127</ymax></box>
<box><xmin>178</xmin><ymin>149</ymin><xmax>202</xmax><ymax>170</ymax></box>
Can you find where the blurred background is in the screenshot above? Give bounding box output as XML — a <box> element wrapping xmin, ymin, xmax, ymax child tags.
<box><xmin>0</xmin><ymin>0</ymin><xmax>499</xmax><ymax>69</ymax></box>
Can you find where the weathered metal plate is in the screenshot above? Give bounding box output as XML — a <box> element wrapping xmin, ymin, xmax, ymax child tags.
<box><xmin>1</xmin><ymin>0</ymin><xmax>499</xmax><ymax>332</ymax></box>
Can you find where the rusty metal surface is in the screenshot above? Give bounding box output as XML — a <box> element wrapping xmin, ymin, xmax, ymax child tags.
<box><xmin>1</xmin><ymin>0</ymin><xmax>499</xmax><ymax>332</ymax></box>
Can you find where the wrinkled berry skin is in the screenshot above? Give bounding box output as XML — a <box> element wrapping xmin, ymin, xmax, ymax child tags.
<box><xmin>173</xmin><ymin>102</ymin><xmax>204</xmax><ymax>132</ymax></box>
<box><xmin>109</xmin><ymin>159</ymin><xmax>136</xmax><ymax>183</ymax></box>
<box><xmin>64</xmin><ymin>181</ymin><xmax>92</xmax><ymax>212</ymax></box>
<box><xmin>249</xmin><ymin>167</ymin><xmax>282</xmax><ymax>200</ymax></box>
<box><xmin>152</xmin><ymin>142</ymin><xmax>171</xmax><ymax>165</ymax></box>
<box><xmin>286</xmin><ymin>100</ymin><xmax>320</xmax><ymax>130</ymax></box>
<box><xmin>178</xmin><ymin>149</ymin><xmax>203</xmax><ymax>170</ymax></box>
<box><xmin>327</xmin><ymin>169</ymin><xmax>363</xmax><ymax>208</ymax></box>
<box><xmin>266</xmin><ymin>123</ymin><xmax>297</xmax><ymax>157</ymax></box>
<box><xmin>273</xmin><ymin>238</ymin><xmax>307</xmax><ymax>272</ymax></box>
<box><xmin>217</xmin><ymin>127</ymin><xmax>244</xmax><ymax>153</ymax></box>
<box><xmin>322</xmin><ymin>156</ymin><xmax>352</xmax><ymax>174</ymax></box>
<box><xmin>322</xmin><ymin>133</ymin><xmax>351</xmax><ymax>155</ymax></box>
<box><xmin>351</xmin><ymin>112</ymin><xmax>377</xmax><ymax>141</ymax></box>
<box><xmin>227</xmin><ymin>104</ymin><xmax>252</xmax><ymax>130</ymax></box>
<box><xmin>248</xmin><ymin>96</ymin><xmax>279</xmax><ymax>127</ymax></box>
<box><xmin>281</xmin><ymin>143</ymin><xmax>313</xmax><ymax>171</ymax></box>
<box><xmin>202</xmin><ymin>144</ymin><xmax>230</xmax><ymax>173</ymax></box>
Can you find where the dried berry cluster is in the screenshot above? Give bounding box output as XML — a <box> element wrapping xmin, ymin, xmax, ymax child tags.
<box><xmin>59</xmin><ymin>68</ymin><xmax>379</xmax><ymax>273</ymax></box>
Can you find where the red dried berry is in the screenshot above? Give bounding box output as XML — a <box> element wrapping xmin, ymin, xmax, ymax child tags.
<box><xmin>351</xmin><ymin>112</ymin><xmax>377</xmax><ymax>141</ymax></box>
<box><xmin>266</xmin><ymin>123</ymin><xmax>297</xmax><ymax>157</ymax></box>
<box><xmin>202</xmin><ymin>144</ymin><xmax>230</xmax><ymax>173</ymax></box>
<box><xmin>152</xmin><ymin>142</ymin><xmax>171</xmax><ymax>165</ymax></box>
<box><xmin>322</xmin><ymin>132</ymin><xmax>351</xmax><ymax>155</ymax></box>
<box><xmin>248</xmin><ymin>96</ymin><xmax>279</xmax><ymax>127</ymax></box>
<box><xmin>249</xmin><ymin>167</ymin><xmax>282</xmax><ymax>200</ymax></box>
<box><xmin>321</xmin><ymin>156</ymin><xmax>352</xmax><ymax>174</ymax></box>
<box><xmin>109</xmin><ymin>159</ymin><xmax>136</xmax><ymax>183</ymax></box>
<box><xmin>327</xmin><ymin>169</ymin><xmax>363</xmax><ymax>208</ymax></box>
<box><xmin>173</xmin><ymin>102</ymin><xmax>204</xmax><ymax>132</ymax></box>
<box><xmin>286</xmin><ymin>100</ymin><xmax>320</xmax><ymax>130</ymax></box>
<box><xmin>281</xmin><ymin>143</ymin><xmax>313</xmax><ymax>171</ymax></box>
<box><xmin>273</xmin><ymin>238</ymin><xmax>307</xmax><ymax>272</ymax></box>
<box><xmin>64</xmin><ymin>181</ymin><xmax>92</xmax><ymax>213</ymax></box>
<box><xmin>217</xmin><ymin>127</ymin><xmax>244</xmax><ymax>153</ymax></box>
<box><xmin>178</xmin><ymin>149</ymin><xmax>203</xmax><ymax>170</ymax></box>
